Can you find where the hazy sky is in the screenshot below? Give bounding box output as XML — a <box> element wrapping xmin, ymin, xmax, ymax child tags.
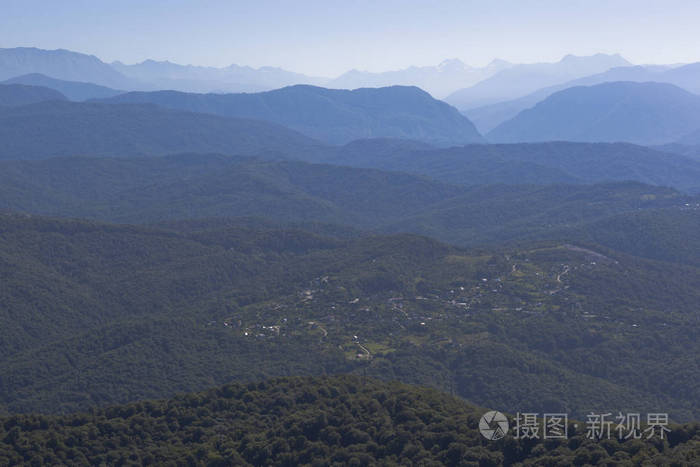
<box><xmin>2</xmin><ymin>0</ymin><xmax>700</xmax><ymax>76</ymax></box>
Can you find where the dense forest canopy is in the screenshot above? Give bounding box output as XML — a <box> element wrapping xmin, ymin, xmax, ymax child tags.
<box><xmin>1</xmin><ymin>376</ymin><xmax>699</xmax><ymax>466</ymax></box>
<box><xmin>1</xmin><ymin>213</ymin><xmax>699</xmax><ymax>425</ymax></box>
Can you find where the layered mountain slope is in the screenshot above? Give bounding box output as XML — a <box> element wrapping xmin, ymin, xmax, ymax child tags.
<box><xmin>0</xmin><ymin>154</ymin><xmax>462</xmax><ymax>225</ymax></box>
<box><xmin>445</xmin><ymin>53</ymin><xmax>630</xmax><ymax>109</ymax></box>
<box><xmin>96</xmin><ymin>85</ymin><xmax>485</xmax><ymax>145</ymax></box>
<box><xmin>328</xmin><ymin>140</ymin><xmax>700</xmax><ymax>192</ymax></box>
<box><xmin>111</xmin><ymin>58</ymin><xmax>327</xmax><ymax>93</ymax></box>
<box><xmin>466</xmin><ymin>63</ymin><xmax>700</xmax><ymax>132</ymax></box>
<box><xmin>488</xmin><ymin>81</ymin><xmax>700</xmax><ymax>145</ymax></box>
<box><xmin>3</xmin><ymin>73</ymin><xmax>123</xmax><ymax>101</ymax></box>
<box><xmin>0</xmin><ymin>100</ymin><xmax>326</xmax><ymax>160</ymax></box>
<box><xmin>0</xmin><ymin>154</ymin><xmax>695</xmax><ymax>263</ymax></box>
<box><xmin>0</xmin><ymin>83</ymin><xmax>66</xmax><ymax>106</ymax></box>
<box><xmin>326</xmin><ymin>58</ymin><xmax>512</xmax><ymax>98</ymax></box>
<box><xmin>661</xmin><ymin>62</ymin><xmax>700</xmax><ymax>94</ymax></box>
<box><xmin>0</xmin><ymin>47</ymin><xmax>133</xmax><ymax>89</ymax></box>
<box><xmin>464</xmin><ymin>66</ymin><xmax>664</xmax><ymax>133</ymax></box>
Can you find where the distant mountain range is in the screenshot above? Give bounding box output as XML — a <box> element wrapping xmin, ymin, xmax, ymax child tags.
<box><xmin>488</xmin><ymin>81</ymin><xmax>700</xmax><ymax>145</ymax></box>
<box><xmin>465</xmin><ymin>63</ymin><xmax>700</xmax><ymax>132</ymax></box>
<box><xmin>111</xmin><ymin>59</ymin><xmax>327</xmax><ymax>93</ymax></box>
<box><xmin>2</xmin><ymin>73</ymin><xmax>123</xmax><ymax>101</ymax></box>
<box><xmin>3</xmin><ymin>83</ymin><xmax>700</xmax><ymax>191</ymax></box>
<box><xmin>326</xmin><ymin>59</ymin><xmax>512</xmax><ymax>98</ymax></box>
<box><xmin>5</xmin><ymin>46</ymin><xmax>700</xmax><ymax>148</ymax></box>
<box><xmin>445</xmin><ymin>53</ymin><xmax>632</xmax><ymax>110</ymax></box>
<box><xmin>0</xmin><ymin>47</ymin><xmax>326</xmax><ymax>94</ymax></box>
<box><xmin>661</xmin><ymin>62</ymin><xmax>700</xmax><ymax>94</ymax></box>
<box><xmin>95</xmin><ymin>85</ymin><xmax>484</xmax><ymax>145</ymax></box>
<box><xmin>0</xmin><ymin>47</ymin><xmax>135</xmax><ymax>89</ymax></box>
<box><xmin>2</xmin><ymin>46</ymin><xmax>679</xmax><ymax>104</ymax></box>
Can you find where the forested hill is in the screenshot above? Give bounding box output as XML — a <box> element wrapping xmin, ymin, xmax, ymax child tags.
<box><xmin>0</xmin><ymin>83</ymin><xmax>66</xmax><ymax>106</ymax></box>
<box><xmin>2</xmin><ymin>154</ymin><xmax>699</xmax><ymax>268</ymax></box>
<box><xmin>327</xmin><ymin>140</ymin><xmax>700</xmax><ymax>193</ymax></box>
<box><xmin>1</xmin><ymin>376</ymin><xmax>698</xmax><ymax>466</ymax></box>
<box><xmin>0</xmin><ymin>100</ymin><xmax>326</xmax><ymax>160</ymax></box>
<box><xmin>488</xmin><ymin>81</ymin><xmax>700</xmax><ymax>145</ymax></box>
<box><xmin>95</xmin><ymin>84</ymin><xmax>485</xmax><ymax>145</ymax></box>
<box><xmin>2</xmin><ymin>213</ymin><xmax>700</xmax><ymax>421</ymax></box>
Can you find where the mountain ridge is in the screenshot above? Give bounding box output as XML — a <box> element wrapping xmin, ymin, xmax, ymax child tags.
<box><xmin>488</xmin><ymin>81</ymin><xmax>700</xmax><ymax>145</ymax></box>
<box><xmin>327</xmin><ymin>139</ymin><xmax>700</xmax><ymax>193</ymax></box>
<box><xmin>0</xmin><ymin>100</ymin><xmax>326</xmax><ymax>160</ymax></box>
<box><xmin>0</xmin><ymin>83</ymin><xmax>67</xmax><ymax>106</ymax></box>
<box><xmin>445</xmin><ymin>53</ymin><xmax>631</xmax><ymax>109</ymax></box>
<box><xmin>0</xmin><ymin>47</ymin><xmax>135</xmax><ymax>89</ymax></box>
<box><xmin>327</xmin><ymin>58</ymin><xmax>513</xmax><ymax>98</ymax></box>
<box><xmin>111</xmin><ymin>58</ymin><xmax>328</xmax><ymax>93</ymax></box>
<box><xmin>95</xmin><ymin>84</ymin><xmax>485</xmax><ymax>145</ymax></box>
<box><xmin>464</xmin><ymin>63</ymin><xmax>700</xmax><ymax>132</ymax></box>
<box><xmin>3</xmin><ymin>73</ymin><xmax>123</xmax><ymax>100</ymax></box>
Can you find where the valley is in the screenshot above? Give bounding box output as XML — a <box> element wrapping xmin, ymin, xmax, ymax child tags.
<box><xmin>1</xmin><ymin>215</ymin><xmax>698</xmax><ymax>425</ymax></box>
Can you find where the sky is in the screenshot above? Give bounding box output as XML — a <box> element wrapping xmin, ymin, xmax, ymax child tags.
<box><xmin>2</xmin><ymin>0</ymin><xmax>700</xmax><ymax>77</ymax></box>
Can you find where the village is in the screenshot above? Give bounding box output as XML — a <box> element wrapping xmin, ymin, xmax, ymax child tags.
<box><xmin>203</xmin><ymin>245</ymin><xmax>649</xmax><ymax>360</ymax></box>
